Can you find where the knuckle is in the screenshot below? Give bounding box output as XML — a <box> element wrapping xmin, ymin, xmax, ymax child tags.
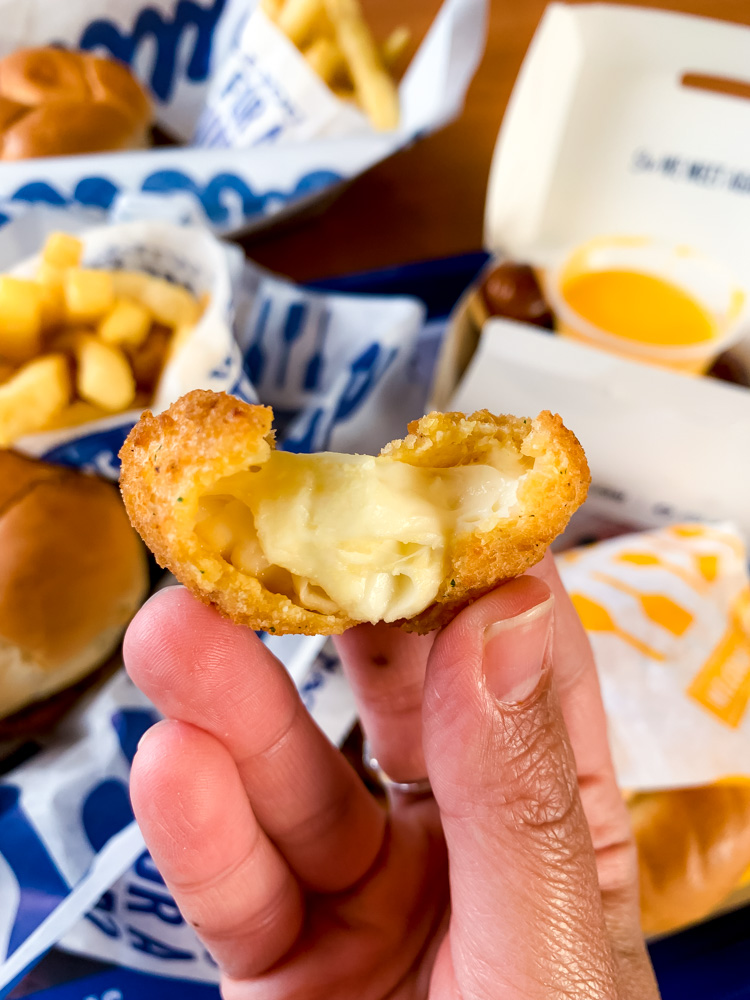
<box><xmin>275</xmin><ymin>784</ymin><xmax>352</xmax><ymax>848</ymax></box>
<box><xmin>493</xmin><ymin>705</ymin><xmax>582</xmax><ymax>845</ymax></box>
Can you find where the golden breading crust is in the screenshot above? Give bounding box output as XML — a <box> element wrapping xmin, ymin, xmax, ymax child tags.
<box><xmin>120</xmin><ymin>390</ymin><xmax>590</xmax><ymax>635</ymax></box>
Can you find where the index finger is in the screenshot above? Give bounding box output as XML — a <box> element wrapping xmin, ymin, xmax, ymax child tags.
<box><xmin>124</xmin><ymin>587</ymin><xmax>385</xmax><ymax>892</ymax></box>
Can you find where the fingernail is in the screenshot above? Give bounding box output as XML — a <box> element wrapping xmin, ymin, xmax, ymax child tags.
<box><xmin>483</xmin><ymin>596</ymin><xmax>554</xmax><ymax>704</ymax></box>
<box><xmin>136</xmin><ymin>719</ymin><xmax>163</xmax><ymax>752</ymax></box>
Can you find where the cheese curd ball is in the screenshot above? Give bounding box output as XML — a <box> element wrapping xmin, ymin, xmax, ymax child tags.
<box><xmin>120</xmin><ymin>391</ymin><xmax>589</xmax><ymax>635</ymax></box>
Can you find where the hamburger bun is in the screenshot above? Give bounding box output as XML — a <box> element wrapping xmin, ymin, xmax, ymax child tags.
<box><xmin>0</xmin><ymin>450</ymin><xmax>149</xmax><ymax>720</ymax></box>
<box><xmin>629</xmin><ymin>783</ymin><xmax>750</xmax><ymax>936</ymax></box>
<box><xmin>0</xmin><ymin>47</ymin><xmax>152</xmax><ymax>160</ymax></box>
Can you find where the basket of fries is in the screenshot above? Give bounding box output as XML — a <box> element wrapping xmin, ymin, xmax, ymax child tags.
<box><xmin>0</xmin><ymin>0</ymin><xmax>487</xmax><ymax>236</ymax></box>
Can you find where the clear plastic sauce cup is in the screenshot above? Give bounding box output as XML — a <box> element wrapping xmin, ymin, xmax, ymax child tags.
<box><xmin>543</xmin><ymin>237</ymin><xmax>748</xmax><ymax>374</ymax></box>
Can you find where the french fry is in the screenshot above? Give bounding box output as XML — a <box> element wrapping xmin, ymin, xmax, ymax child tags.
<box><xmin>110</xmin><ymin>270</ymin><xmax>152</xmax><ymax>302</ymax></box>
<box><xmin>323</xmin><ymin>0</ymin><xmax>400</xmax><ymax>130</ymax></box>
<box><xmin>127</xmin><ymin>324</ymin><xmax>172</xmax><ymax>391</ymax></box>
<box><xmin>36</xmin><ymin>260</ymin><xmax>64</xmax><ymax>286</ymax></box>
<box><xmin>0</xmin><ymin>354</ymin><xmax>70</xmax><ymax>446</ymax></box>
<box><xmin>304</xmin><ymin>37</ymin><xmax>348</xmax><ymax>85</ymax></box>
<box><xmin>35</xmin><ymin>262</ymin><xmax>67</xmax><ymax>331</ymax></box>
<box><xmin>278</xmin><ymin>0</ymin><xmax>326</xmax><ymax>46</ymax></box>
<box><xmin>64</xmin><ymin>268</ymin><xmax>115</xmax><ymax>323</ymax></box>
<box><xmin>110</xmin><ymin>272</ymin><xmax>200</xmax><ymax>328</ymax></box>
<box><xmin>76</xmin><ymin>335</ymin><xmax>136</xmax><ymax>412</ymax></box>
<box><xmin>42</xmin><ymin>399</ymin><xmax>109</xmax><ymax>431</ymax></box>
<box><xmin>167</xmin><ymin>322</ymin><xmax>196</xmax><ymax>364</ymax></box>
<box><xmin>141</xmin><ymin>277</ymin><xmax>201</xmax><ymax>328</ymax></box>
<box><xmin>98</xmin><ymin>298</ymin><xmax>152</xmax><ymax>348</ymax></box>
<box><xmin>0</xmin><ymin>276</ymin><xmax>43</xmax><ymax>361</ymax></box>
<box><xmin>41</xmin><ymin>232</ymin><xmax>83</xmax><ymax>270</ymax></box>
<box><xmin>0</xmin><ymin>237</ymin><xmax>205</xmax><ymax>436</ymax></box>
<box><xmin>381</xmin><ymin>26</ymin><xmax>410</xmax><ymax>72</ymax></box>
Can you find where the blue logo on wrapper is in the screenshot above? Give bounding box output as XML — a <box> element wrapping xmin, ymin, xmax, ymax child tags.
<box><xmin>79</xmin><ymin>0</ymin><xmax>227</xmax><ymax>102</ymax></box>
<box><xmin>0</xmin><ymin>699</ymin><xmax>159</xmax><ymax>975</ymax></box>
<box><xmin>284</xmin><ymin>342</ymin><xmax>398</xmax><ymax>453</ymax></box>
<box><xmin>0</xmin><ymin>786</ymin><xmax>70</xmax><ymax>958</ymax></box>
<box><xmin>5</xmin><ymin>170</ymin><xmax>342</xmax><ymax>232</ymax></box>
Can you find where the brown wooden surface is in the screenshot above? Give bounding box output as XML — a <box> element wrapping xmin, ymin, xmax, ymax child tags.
<box><xmin>243</xmin><ymin>0</ymin><xmax>750</xmax><ymax>282</ymax></box>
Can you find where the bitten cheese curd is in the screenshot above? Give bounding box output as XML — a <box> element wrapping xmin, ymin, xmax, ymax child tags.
<box><xmin>119</xmin><ymin>391</ymin><xmax>590</xmax><ymax>635</ymax></box>
<box><xmin>194</xmin><ymin>447</ymin><xmax>531</xmax><ymax>624</ymax></box>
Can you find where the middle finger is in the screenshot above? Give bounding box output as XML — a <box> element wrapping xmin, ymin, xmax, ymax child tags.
<box><xmin>334</xmin><ymin>622</ymin><xmax>434</xmax><ymax>783</ymax></box>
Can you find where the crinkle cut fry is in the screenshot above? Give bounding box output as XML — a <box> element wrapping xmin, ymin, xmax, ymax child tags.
<box><xmin>119</xmin><ymin>390</ymin><xmax>590</xmax><ymax>635</ymax></box>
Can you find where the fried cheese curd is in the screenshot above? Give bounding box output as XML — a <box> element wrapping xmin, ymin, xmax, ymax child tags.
<box><xmin>120</xmin><ymin>390</ymin><xmax>590</xmax><ymax>634</ymax></box>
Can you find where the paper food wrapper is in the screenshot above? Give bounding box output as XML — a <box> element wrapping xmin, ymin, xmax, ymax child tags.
<box><xmin>557</xmin><ymin>522</ymin><xmax>750</xmax><ymax>792</ymax></box>
<box><xmin>0</xmin><ymin>644</ymin><xmax>357</xmax><ymax>993</ymax></box>
<box><xmin>193</xmin><ymin>8</ymin><xmax>370</xmax><ymax>148</ymax></box>
<box><xmin>0</xmin><ymin>0</ymin><xmax>487</xmax><ymax>237</ymax></box>
<box><xmin>0</xmin><ymin>207</ymin><xmax>433</xmax><ymax>992</ymax></box>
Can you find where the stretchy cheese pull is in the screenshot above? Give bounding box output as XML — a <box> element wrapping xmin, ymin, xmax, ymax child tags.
<box><xmin>120</xmin><ymin>391</ymin><xmax>590</xmax><ymax>635</ymax></box>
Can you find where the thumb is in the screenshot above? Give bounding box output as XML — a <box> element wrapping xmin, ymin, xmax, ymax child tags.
<box><xmin>423</xmin><ymin>578</ymin><xmax>619</xmax><ymax>999</ymax></box>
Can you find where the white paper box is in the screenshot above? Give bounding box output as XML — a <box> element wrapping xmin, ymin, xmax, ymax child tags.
<box><xmin>450</xmin><ymin>322</ymin><xmax>750</xmax><ymax>541</ymax></box>
<box><xmin>485</xmin><ymin>3</ymin><xmax>750</xmax><ymax>283</ymax></box>
<box><xmin>435</xmin><ymin>2</ymin><xmax>750</xmax><ymax>401</ymax></box>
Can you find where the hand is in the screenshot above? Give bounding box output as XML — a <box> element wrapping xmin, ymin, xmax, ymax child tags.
<box><xmin>124</xmin><ymin>554</ymin><xmax>660</xmax><ymax>999</ymax></box>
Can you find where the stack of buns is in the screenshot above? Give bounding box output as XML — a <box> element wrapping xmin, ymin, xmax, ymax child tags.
<box><xmin>0</xmin><ymin>47</ymin><xmax>152</xmax><ymax>160</ymax></box>
<box><xmin>0</xmin><ymin>450</ymin><xmax>148</xmax><ymax>728</ymax></box>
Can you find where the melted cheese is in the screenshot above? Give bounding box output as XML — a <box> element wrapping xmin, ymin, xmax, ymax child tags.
<box><xmin>195</xmin><ymin>448</ymin><xmax>529</xmax><ymax>623</ymax></box>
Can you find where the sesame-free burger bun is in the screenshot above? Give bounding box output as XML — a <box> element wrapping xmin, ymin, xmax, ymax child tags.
<box><xmin>0</xmin><ymin>451</ymin><xmax>149</xmax><ymax>720</ymax></box>
<box><xmin>0</xmin><ymin>47</ymin><xmax>152</xmax><ymax>160</ymax></box>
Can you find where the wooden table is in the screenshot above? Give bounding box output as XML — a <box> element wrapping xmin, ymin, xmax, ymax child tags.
<box><xmin>244</xmin><ymin>0</ymin><xmax>750</xmax><ymax>282</ymax></box>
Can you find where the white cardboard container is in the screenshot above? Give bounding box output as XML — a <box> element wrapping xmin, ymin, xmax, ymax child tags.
<box><xmin>485</xmin><ymin>3</ymin><xmax>750</xmax><ymax>273</ymax></box>
<box><xmin>434</xmin><ymin>2</ymin><xmax>750</xmax><ymax>541</ymax></box>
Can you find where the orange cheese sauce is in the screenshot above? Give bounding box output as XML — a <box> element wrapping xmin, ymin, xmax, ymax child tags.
<box><xmin>561</xmin><ymin>269</ymin><xmax>715</xmax><ymax>346</ymax></box>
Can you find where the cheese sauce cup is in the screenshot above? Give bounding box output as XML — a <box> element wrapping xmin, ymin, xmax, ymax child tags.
<box><xmin>544</xmin><ymin>237</ymin><xmax>748</xmax><ymax>374</ymax></box>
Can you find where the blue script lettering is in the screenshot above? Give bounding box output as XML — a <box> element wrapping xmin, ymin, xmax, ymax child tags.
<box><xmin>0</xmin><ymin>785</ymin><xmax>70</xmax><ymax>955</ymax></box>
<box><xmin>135</xmin><ymin>850</ymin><xmax>166</xmax><ymax>886</ymax></box>
<box><xmin>85</xmin><ymin>891</ymin><xmax>120</xmax><ymax>939</ymax></box>
<box><xmin>80</xmin><ymin>0</ymin><xmax>227</xmax><ymax>101</ymax></box>
<box><xmin>82</xmin><ymin>779</ymin><xmax>134</xmax><ymax>852</ymax></box>
<box><xmin>128</xmin><ymin>926</ymin><xmax>195</xmax><ymax>960</ymax></box>
<box><xmin>126</xmin><ymin>885</ymin><xmax>184</xmax><ymax>925</ymax></box>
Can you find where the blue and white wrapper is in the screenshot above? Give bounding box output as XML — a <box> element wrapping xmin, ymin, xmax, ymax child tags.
<box><xmin>0</xmin><ymin>211</ymin><xmax>432</xmax><ymax>993</ymax></box>
<box><xmin>0</xmin><ymin>645</ymin><xmax>357</xmax><ymax>993</ymax></box>
<box><xmin>0</xmin><ymin>0</ymin><xmax>487</xmax><ymax>236</ymax></box>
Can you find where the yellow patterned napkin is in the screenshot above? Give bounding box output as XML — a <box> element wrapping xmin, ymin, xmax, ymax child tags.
<box><xmin>557</xmin><ymin>523</ymin><xmax>750</xmax><ymax>790</ymax></box>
